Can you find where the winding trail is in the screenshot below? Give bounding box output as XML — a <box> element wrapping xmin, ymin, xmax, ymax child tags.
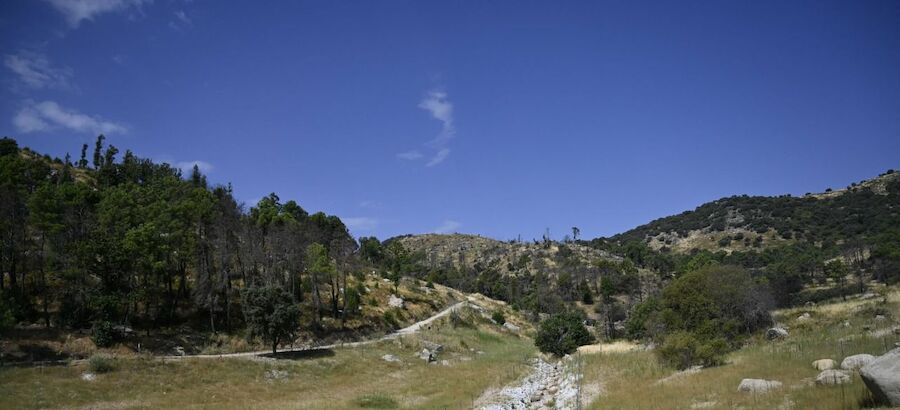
<box><xmin>158</xmin><ymin>298</ymin><xmax>472</xmax><ymax>360</ymax></box>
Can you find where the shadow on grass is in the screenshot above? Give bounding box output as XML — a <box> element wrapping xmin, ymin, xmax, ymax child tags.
<box><xmin>260</xmin><ymin>348</ymin><xmax>335</xmax><ymax>360</ymax></box>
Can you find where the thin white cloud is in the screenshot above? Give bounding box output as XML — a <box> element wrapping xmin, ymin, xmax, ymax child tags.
<box><xmin>359</xmin><ymin>200</ymin><xmax>380</xmax><ymax>209</ymax></box>
<box><xmin>397</xmin><ymin>150</ymin><xmax>423</xmax><ymax>160</ymax></box>
<box><xmin>426</xmin><ymin>147</ymin><xmax>450</xmax><ymax>167</ymax></box>
<box><xmin>44</xmin><ymin>0</ymin><xmax>151</xmax><ymax>28</ymax></box>
<box><xmin>169</xmin><ymin>10</ymin><xmax>192</xmax><ymax>30</ymax></box>
<box><xmin>4</xmin><ymin>52</ymin><xmax>74</xmax><ymax>90</ymax></box>
<box><xmin>433</xmin><ymin>220</ymin><xmax>461</xmax><ymax>234</ymax></box>
<box><xmin>175</xmin><ymin>160</ymin><xmax>213</xmax><ymax>175</ymax></box>
<box><xmin>418</xmin><ymin>90</ymin><xmax>455</xmax><ymax>145</ymax></box>
<box><xmin>343</xmin><ymin>217</ymin><xmax>379</xmax><ymax>232</ymax></box>
<box><xmin>398</xmin><ymin>88</ymin><xmax>456</xmax><ymax>166</ymax></box>
<box><xmin>14</xmin><ymin>100</ymin><xmax>127</xmax><ymax>135</ymax></box>
<box><xmin>174</xmin><ymin>10</ymin><xmax>191</xmax><ymax>25</ymax></box>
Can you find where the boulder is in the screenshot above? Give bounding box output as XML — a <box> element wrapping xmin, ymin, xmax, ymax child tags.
<box><xmin>421</xmin><ymin>341</ymin><xmax>444</xmax><ymax>353</ymax></box>
<box><xmin>812</xmin><ymin>359</ymin><xmax>835</xmax><ymax>371</ymax></box>
<box><xmin>797</xmin><ymin>313</ymin><xmax>811</xmax><ymax>321</ymax></box>
<box><xmin>80</xmin><ymin>372</ymin><xmax>96</xmax><ymax>382</ymax></box>
<box><xmin>815</xmin><ymin>370</ymin><xmax>851</xmax><ymax>385</ymax></box>
<box><xmin>841</xmin><ymin>354</ymin><xmax>875</xmax><ymax>370</ymax></box>
<box><xmin>388</xmin><ymin>294</ymin><xmax>404</xmax><ymax>308</ymax></box>
<box><xmin>875</xmin><ymin>315</ymin><xmax>887</xmax><ymax>322</ymax></box>
<box><xmin>738</xmin><ymin>379</ymin><xmax>782</xmax><ymax>393</ymax></box>
<box><xmin>766</xmin><ymin>327</ymin><xmax>789</xmax><ymax>340</ymax></box>
<box><xmin>417</xmin><ymin>348</ymin><xmax>435</xmax><ymax>362</ymax></box>
<box><xmin>503</xmin><ymin>322</ymin><xmax>521</xmax><ymax>332</ymax></box>
<box><xmin>381</xmin><ymin>354</ymin><xmax>401</xmax><ymax>363</ymax></box>
<box><xmin>860</xmin><ymin>348</ymin><xmax>900</xmax><ymax>405</ymax></box>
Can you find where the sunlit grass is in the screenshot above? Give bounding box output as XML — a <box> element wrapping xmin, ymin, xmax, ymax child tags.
<box><xmin>582</xmin><ymin>289</ymin><xmax>899</xmax><ymax>410</ymax></box>
<box><xmin>0</xmin><ymin>308</ymin><xmax>536</xmax><ymax>409</ymax></box>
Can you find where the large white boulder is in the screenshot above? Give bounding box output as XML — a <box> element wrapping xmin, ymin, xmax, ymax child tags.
<box><xmin>737</xmin><ymin>379</ymin><xmax>782</xmax><ymax>393</ymax></box>
<box><xmin>816</xmin><ymin>370</ymin><xmax>851</xmax><ymax>385</ymax></box>
<box><xmin>860</xmin><ymin>348</ymin><xmax>900</xmax><ymax>406</ymax></box>
<box><xmin>841</xmin><ymin>354</ymin><xmax>875</xmax><ymax>370</ymax></box>
<box><xmin>812</xmin><ymin>359</ymin><xmax>835</xmax><ymax>371</ymax></box>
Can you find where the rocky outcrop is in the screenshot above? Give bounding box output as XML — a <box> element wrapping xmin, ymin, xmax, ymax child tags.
<box><xmin>841</xmin><ymin>354</ymin><xmax>875</xmax><ymax>370</ymax></box>
<box><xmin>766</xmin><ymin>327</ymin><xmax>788</xmax><ymax>340</ymax></box>
<box><xmin>815</xmin><ymin>370</ymin><xmax>851</xmax><ymax>385</ymax></box>
<box><xmin>860</xmin><ymin>348</ymin><xmax>900</xmax><ymax>406</ymax></box>
<box><xmin>812</xmin><ymin>359</ymin><xmax>835</xmax><ymax>371</ymax></box>
<box><xmin>737</xmin><ymin>379</ymin><xmax>782</xmax><ymax>393</ymax></box>
<box><xmin>388</xmin><ymin>294</ymin><xmax>404</xmax><ymax>308</ymax></box>
<box><xmin>417</xmin><ymin>341</ymin><xmax>444</xmax><ymax>363</ymax></box>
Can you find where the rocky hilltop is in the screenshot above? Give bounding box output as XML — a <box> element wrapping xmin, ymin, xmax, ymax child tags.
<box><xmin>394</xmin><ymin>233</ymin><xmax>621</xmax><ymax>277</ymax></box>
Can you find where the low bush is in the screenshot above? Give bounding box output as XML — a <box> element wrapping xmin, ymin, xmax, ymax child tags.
<box><xmin>353</xmin><ymin>394</ymin><xmax>399</xmax><ymax>409</ymax></box>
<box><xmin>535</xmin><ymin>312</ymin><xmax>594</xmax><ymax>356</ymax></box>
<box><xmin>91</xmin><ymin>320</ymin><xmax>117</xmax><ymax>348</ymax></box>
<box><xmin>87</xmin><ymin>353</ymin><xmax>115</xmax><ymax>373</ymax></box>
<box><xmin>657</xmin><ymin>331</ymin><xmax>728</xmax><ymax>369</ymax></box>
<box><xmin>491</xmin><ymin>310</ymin><xmax>506</xmax><ymax>325</ymax></box>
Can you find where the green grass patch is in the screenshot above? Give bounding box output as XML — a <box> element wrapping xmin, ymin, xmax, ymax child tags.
<box><xmin>353</xmin><ymin>394</ymin><xmax>398</xmax><ymax>408</ymax></box>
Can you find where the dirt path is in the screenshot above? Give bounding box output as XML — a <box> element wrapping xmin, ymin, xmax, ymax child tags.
<box><xmin>158</xmin><ymin>298</ymin><xmax>472</xmax><ymax>360</ymax></box>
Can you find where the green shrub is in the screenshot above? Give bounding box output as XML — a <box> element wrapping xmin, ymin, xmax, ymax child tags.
<box><xmin>491</xmin><ymin>310</ymin><xmax>506</xmax><ymax>325</ymax></box>
<box><xmin>0</xmin><ymin>295</ymin><xmax>15</xmax><ymax>334</ymax></box>
<box><xmin>650</xmin><ymin>265</ymin><xmax>772</xmax><ymax>367</ymax></box>
<box><xmin>88</xmin><ymin>353</ymin><xmax>116</xmax><ymax>373</ymax></box>
<box><xmin>353</xmin><ymin>394</ymin><xmax>398</xmax><ymax>409</ymax></box>
<box><xmin>625</xmin><ymin>297</ymin><xmax>659</xmax><ymax>340</ymax></box>
<box><xmin>344</xmin><ymin>287</ymin><xmax>361</xmax><ymax>315</ymax></box>
<box><xmin>658</xmin><ymin>265</ymin><xmax>771</xmax><ymax>342</ymax></box>
<box><xmin>382</xmin><ymin>310</ymin><xmax>399</xmax><ymax>329</ymax></box>
<box><xmin>581</xmin><ymin>287</ymin><xmax>594</xmax><ymax>305</ymax></box>
<box><xmin>535</xmin><ymin>312</ymin><xmax>594</xmax><ymax>356</ymax></box>
<box><xmin>657</xmin><ymin>331</ymin><xmax>727</xmax><ymax>369</ymax></box>
<box><xmin>240</xmin><ymin>286</ymin><xmax>300</xmax><ymax>355</ymax></box>
<box><xmin>91</xmin><ymin>320</ymin><xmax>117</xmax><ymax>348</ymax></box>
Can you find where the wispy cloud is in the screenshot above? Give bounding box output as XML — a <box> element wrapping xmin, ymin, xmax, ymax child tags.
<box><xmin>14</xmin><ymin>100</ymin><xmax>127</xmax><ymax>135</ymax></box>
<box><xmin>396</xmin><ymin>150</ymin><xmax>423</xmax><ymax>160</ymax></box>
<box><xmin>433</xmin><ymin>220</ymin><xmax>461</xmax><ymax>234</ymax></box>
<box><xmin>397</xmin><ymin>88</ymin><xmax>457</xmax><ymax>166</ymax></box>
<box><xmin>43</xmin><ymin>0</ymin><xmax>151</xmax><ymax>28</ymax></box>
<box><xmin>169</xmin><ymin>9</ymin><xmax>192</xmax><ymax>30</ymax></box>
<box><xmin>4</xmin><ymin>52</ymin><xmax>74</xmax><ymax>91</ymax></box>
<box><xmin>418</xmin><ymin>90</ymin><xmax>455</xmax><ymax>146</ymax></box>
<box><xmin>359</xmin><ymin>200</ymin><xmax>381</xmax><ymax>209</ymax></box>
<box><xmin>175</xmin><ymin>160</ymin><xmax>213</xmax><ymax>175</ymax></box>
<box><xmin>343</xmin><ymin>217</ymin><xmax>379</xmax><ymax>233</ymax></box>
<box><xmin>426</xmin><ymin>147</ymin><xmax>450</xmax><ymax>167</ymax></box>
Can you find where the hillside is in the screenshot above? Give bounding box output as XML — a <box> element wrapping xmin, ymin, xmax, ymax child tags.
<box><xmin>604</xmin><ymin>170</ymin><xmax>900</xmax><ymax>254</ymax></box>
<box><xmin>395</xmin><ymin>233</ymin><xmax>620</xmax><ymax>277</ymax></box>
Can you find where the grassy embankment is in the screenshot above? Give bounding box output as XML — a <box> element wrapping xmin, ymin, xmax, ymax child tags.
<box><xmin>0</xmin><ymin>304</ymin><xmax>535</xmax><ymax>409</ymax></box>
<box><xmin>581</xmin><ymin>288</ymin><xmax>899</xmax><ymax>409</ymax></box>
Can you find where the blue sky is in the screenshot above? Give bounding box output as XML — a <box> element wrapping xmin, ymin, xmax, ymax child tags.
<box><xmin>1</xmin><ymin>1</ymin><xmax>899</xmax><ymax>241</ymax></box>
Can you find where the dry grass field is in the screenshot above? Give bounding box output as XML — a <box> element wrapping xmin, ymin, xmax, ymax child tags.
<box><xmin>580</xmin><ymin>289</ymin><xmax>900</xmax><ymax>410</ymax></box>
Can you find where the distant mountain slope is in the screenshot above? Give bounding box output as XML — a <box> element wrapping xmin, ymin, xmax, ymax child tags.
<box><xmin>394</xmin><ymin>233</ymin><xmax>620</xmax><ymax>277</ymax></box>
<box><xmin>606</xmin><ymin>170</ymin><xmax>900</xmax><ymax>254</ymax></box>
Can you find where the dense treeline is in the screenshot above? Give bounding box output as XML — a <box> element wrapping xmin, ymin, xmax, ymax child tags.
<box><xmin>0</xmin><ymin>136</ymin><xmax>357</xmax><ymax>339</ymax></box>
